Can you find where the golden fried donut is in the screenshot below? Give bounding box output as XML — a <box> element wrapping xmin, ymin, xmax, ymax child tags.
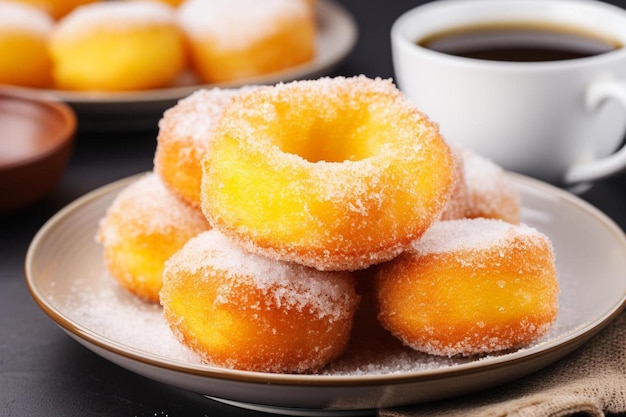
<box><xmin>154</xmin><ymin>87</ymin><xmax>256</xmax><ymax>208</ymax></box>
<box><xmin>160</xmin><ymin>230</ymin><xmax>360</xmax><ymax>373</ymax></box>
<box><xmin>13</xmin><ymin>0</ymin><xmax>100</xmax><ymax>20</ymax></box>
<box><xmin>177</xmin><ymin>0</ymin><xmax>315</xmax><ymax>83</ymax></box>
<box><xmin>441</xmin><ymin>145</ymin><xmax>521</xmax><ymax>224</ymax></box>
<box><xmin>0</xmin><ymin>2</ymin><xmax>53</xmax><ymax>88</ymax></box>
<box><xmin>97</xmin><ymin>173</ymin><xmax>210</xmax><ymax>303</ymax></box>
<box><xmin>50</xmin><ymin>1</ymin><xmax>186</xmax><ymax>91</ymax></box>
<box><xmin>201</xmin><ymin>76</ymin><xmax>456</xmax><ymax>271</ymax></box>
<box><xmin>374</xmin><ymin>218</ymin><xmax>559</xmax><ymax>357</ymax></box>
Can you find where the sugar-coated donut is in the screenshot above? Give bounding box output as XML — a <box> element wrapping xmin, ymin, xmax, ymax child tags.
<box><xmin>177</xmin><ymin>0</ymin><xmax>315</xmax><ymax>83</ymax></box>
<box><xmin>201</xmin><ymin>76</ymin><xmax>456</xmax><ymax>271</ymax></box>
<box><xmin>441</xmin><ymin>145</ymin><xmax>521</xmax><ymax>224</ymax></box>
<box><xmin>154</xmin><ymin>87</ymin><xmax>256</xmax><ymax>208</ymax></box>
<box><xmin>0</xmin><ymin>2</ymin><xmax>53</xmax><ymax>88</ymax></box>
<box><xmin>97</xmin><ymin>173</ymin><xmax>210</xmax><ymax>303</ymax></box>
<box><xmin>160</xmin><ymin>230</ymin><xmax>360</xmax><ymax>373</ymax></box>
<box><xmin>12</xmin><ymin>0</ymin><xmax>100</xmax><ymax>20</ymax></box>
<box><xmin>374</xmin><ymin>218</ymin><xmax>559</xmax><ymax>357</ymax></box>
<box><xmin>50</xmin><ymin>1</ymin><xmax>186</xmax><ymax>91</ymax></box>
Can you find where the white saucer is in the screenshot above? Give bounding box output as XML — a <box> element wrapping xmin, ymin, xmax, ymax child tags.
<box><xmin>25</xmin><ymin>173</ymin><xmax>626</xmax><ymax>414</ymax></box>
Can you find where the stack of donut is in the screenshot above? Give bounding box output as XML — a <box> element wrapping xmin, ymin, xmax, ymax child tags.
<box><xmin>0</xmin><ymin>0</ymin><xmax>315</xmax><ymax>90</ymax></box>
<box><xmin>97</xmin><ymin>76</ymin><xmax>559</xmax><ymax>373</ymax></box>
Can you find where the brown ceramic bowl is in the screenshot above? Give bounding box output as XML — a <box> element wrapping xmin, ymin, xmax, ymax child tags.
<box><xmin>0</xmin><ymin>90</ymin><xmax>76</xmax><ymax>213</ymax></box>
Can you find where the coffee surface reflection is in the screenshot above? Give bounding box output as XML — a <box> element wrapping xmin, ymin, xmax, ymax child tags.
<box><xmin>418</xmin><ymin>23</ymin><xmax>622</xmax><ymax>62</ymax></box>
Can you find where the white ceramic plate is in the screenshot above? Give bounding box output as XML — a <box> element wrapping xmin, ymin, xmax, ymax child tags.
<box><xmin>13</xmin><ymin>0</ymin><xmax>357</xmax><ymax>130</ymax></box>
<box><xmin>25</xmin><ymin>173</ymin><xmax>626</xmax><ymax>416</ymax></box>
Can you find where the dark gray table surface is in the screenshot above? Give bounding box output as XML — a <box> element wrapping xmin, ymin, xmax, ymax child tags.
<box><xmin>2</xmin><ymin>1</ymin><xmax>626</xmax><ymax>416</ymax></box>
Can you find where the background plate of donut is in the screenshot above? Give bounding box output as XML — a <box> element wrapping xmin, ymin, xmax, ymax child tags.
<box><xmin>1</xmin><ymin>0</ymin><xmax>357</xmax><ymax>131</ymax></box>
<box><xmin>25</xmin><ymin>172</ymin><xmax>626</xmax><ymax>415</ymax></box>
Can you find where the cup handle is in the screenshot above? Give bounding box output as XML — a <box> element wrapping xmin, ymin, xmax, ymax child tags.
<box><xmin>564</xmin><ymin>79</ymin><xmax>626</xmax><ymax>184</ymax></box>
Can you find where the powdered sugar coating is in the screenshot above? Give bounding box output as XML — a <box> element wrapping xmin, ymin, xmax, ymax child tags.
<box><xmin>158</xmin><ymin>87</ymin><xmax>260</xmax><ymax>149</ymax></box>
<box><xmin>97</xmin><ymin>172</ymin><xmax>208</xmax><ymax>247</ymax></box>
<box><xmin>0</xmin><ymin>2</ymin><xmax>54</xmax><ymax>35</ymax></box>
<box><xmin>178</xmin><ymin>0</ymin><xmax>310</xmax><ymax>50</ymax></box>
<box><xmin>163</xmin><ymin>230</ymin><xmax>357</xmax><ymax>320</ymax></box>
<box><xmin>462</xmin><ymin>146</ymin><xmax>521</xmax><ymax>222</ymax></box>
<box><xmin>54</xmin><ymin>1</ymin><xmax>176</xmax><ymax>37</ymax></box>
<box><xmin>69</xmin><ymin>273</ymin><xmax>201</xmax><ymax>363</ymax></box>
<box><xmin>413</xmin><ymin>218</ymin><xmax>546</xmax><ymax>255</ymax></box>
<box><xmin>441</xmin><ymin>144</ymin><xmax>521</xmax><ymax>223</ymax></box>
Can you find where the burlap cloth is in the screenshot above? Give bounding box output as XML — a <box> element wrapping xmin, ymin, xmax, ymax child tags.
<box><xmin>379</xmin><ymin>312</ymin><xmax>626</xmax><ymax>417</ymax></box>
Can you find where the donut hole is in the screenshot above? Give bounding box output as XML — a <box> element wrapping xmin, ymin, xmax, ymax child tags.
<box><xmin>270</xmin><ymin>97</ymin><xmax>391</xmax><ymax>163</ymax></box>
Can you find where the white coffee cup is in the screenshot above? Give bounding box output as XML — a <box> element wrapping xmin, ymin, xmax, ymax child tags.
<box><xmin>391</xmin><ymin>0</ymin><xmax>626</xmax><ymax>185</ymax></box>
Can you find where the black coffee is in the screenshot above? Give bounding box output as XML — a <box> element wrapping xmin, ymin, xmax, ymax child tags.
<box><xmin>418</xmin><ymin>23</ymin><xmax>621</xmax><ymax>62</ymax></box>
